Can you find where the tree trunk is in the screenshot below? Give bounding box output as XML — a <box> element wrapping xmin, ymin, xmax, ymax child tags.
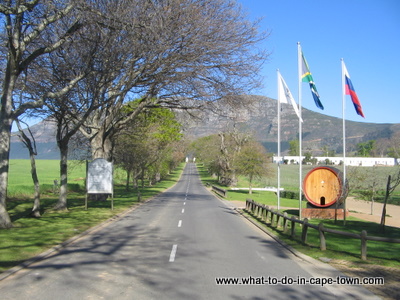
<box><xmin>54</xmin><ymin>142</ymin><xmax>69</xmax><ymax>211</ymax></box>
<box><xmin>15</xmin><ymin>119</ymin><xmax>41</xmax><ymax>217</ymax></box>
<box><xmin>0</xmin><ymin>28</ymin><xmax>11</xmax><ymax>229</ymax></box>
<box><xmin>91</xmin><ymin>130</ymin><xmax>113</xmax><ymax>161</ymax></box>
<box><xmin>0</xmin><ymin>119</ymin><xmax>13</xmax><ymax>228</ymax></box>
<box><xmin>0</xmin><ymin>68</ymin><xmax>16</xmax><ymax>228</ymax></box>
<box><xmin>380</xmin><ymin>175</ymin><xmax>391</xmax><ymax>228</ymax></box>
<box><xmin>126</xmin><ymin>170</ymin><xmax>130</xmax><ymax>191</ymax></box>
<box><xmin>30</xmin><ymin>150</ymin><xmax>41</xmax><ymax>217</ymax></box>
<box><xmin>141</xmin><ymin>167</ymin><xmax>145</xmax><ymax>188</ymax></box>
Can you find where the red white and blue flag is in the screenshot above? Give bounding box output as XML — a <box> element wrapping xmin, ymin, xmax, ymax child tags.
<box><xmin>343</xmin><ymin>62</ymin><xmax>365</xmax><ymax>118</ymax></box>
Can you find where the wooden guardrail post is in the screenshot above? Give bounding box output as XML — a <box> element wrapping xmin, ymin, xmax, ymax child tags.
<box><xmin>318</xmin><ymin>222</ymin><xmax>326</xmax><ymax>251</ymax></box>
<box><xmin>270</xmin><ymin>208</ymin><xmax>275</xmax><ymax>226</ymax></box>
<box><xmin>261</xmin><ymin>205</ymin><xmax>266</xmax><ymax>221</ymax></box>
<box><xmin>291</xmin><ymin>216</ymin><xmax>296</xmax><ymax>238</ymax></box>
<box><xmin>276</xmin><ymin>213</ymin><xmax>280</xmax><ymax>228</ymax></box>
<box><xmin>361</xmin><ymin>230</ymin><xmax>367</xmax><ymax>260</ymax></box>
<box><xmin>301</xmin><ymin>218</ymin><xmax>309</xmax><ymax>244</ymax></box>
<box><xmin>283</xmin><ymin>212</ymin><xmax>288</xmax><ymax>232</ymax></box>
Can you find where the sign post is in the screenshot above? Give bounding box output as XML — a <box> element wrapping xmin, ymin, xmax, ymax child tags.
<box><xmin>86</xmin><ymin>158</ymin><xmax>114</xmax><ymax>210</ymax></box>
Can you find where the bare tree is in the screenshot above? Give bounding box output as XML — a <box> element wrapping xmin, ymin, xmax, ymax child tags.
<box><xmin>39</xmin><ymin>8</ymin><xmax>126</xmax><ymax>210</ymax></box>
<box><xmin>77</xmin><ymin>0</ymin><xmax>269</xmax><ymax>162</ymax></box>
<box><xmin>15</xmin><ymin>119</ymin><xmax>41</xmax><ymax>217</ymax></box>
<box><xmin>380</xmin><ymin>168</ymin><xmax>400</xmax><ymax>229</ymax></box>
<box><xmin>0</xmin><ymin>0</ymin><xmax>85</xmax><ymax>228</ymax></box>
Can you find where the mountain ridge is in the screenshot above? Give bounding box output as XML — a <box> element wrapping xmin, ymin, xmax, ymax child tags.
<box><xmin>177</xmin><ymin>95</ymin><xmax>400</xmax><ymax>155</ymax></box>
<box><xmin>10</xmin><ymin>95</ymin><xmax>400</xmax><ymax>159</ymax></box>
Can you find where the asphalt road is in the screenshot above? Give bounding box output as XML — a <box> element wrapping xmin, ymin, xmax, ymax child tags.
<box><xmin>0</xmin><ymin>163</ymin><xmax>379</xmax><ymax>299</ymax></box>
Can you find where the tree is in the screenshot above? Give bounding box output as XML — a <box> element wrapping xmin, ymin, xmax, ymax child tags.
<box><xmin>288</xmin><ymin>140</ymin><xmax>299</xmax><ymax>156</ymax></box>
<box><xmin>380</xmin><ymin>168</ymin><xmax>400</xmax><ymax>228</ymax></box>
<box><xmin>191</xmin><ymin>129</ymin><xmax>271</xmax><ymax>188</ymax></box>
<box><xmin>0</xmin><ymin>0</ymin><xmax>85</xmax><ymax>228</ymax></box>
<box><xmin>15</xmin><ymin>119</ymin><xmax>41</xmax><ymax>217</ymax></box>
<box><xmin>77</xmin><ymin>0</ymin><xmax>269</xmax><ymax>163</ymax></box>
<box><xmin>322</xmin><ymin>145</ymin><xmax>335</xmax><ymax>157</ymax></box>
<box><xmin>190</xmin><ymin>134</ymin><xmax>222</xmax><ymax>178</ymax></box>
<box><xmin>356</xmin><ymin>140</ymin><xmax>375</xmax><ymax>157</ymax></box>
<box><xmin>234</xmin><ymin>140</ymin><xmax>272</xmax><ymax>194</ymax></box>
<box><xmin>388</xmin><ymin>132</ymin><xmax>400</xmax><ymax>158</ymax></box>
<box><xmin>40</xmin><ymin>7</ymin><xmax>126</xmax><ymax>210</ymax></box>
<box><xmin>114</xmin><ymin>105</ymin><xmax>182</xmax><ymax>190</ymax></box>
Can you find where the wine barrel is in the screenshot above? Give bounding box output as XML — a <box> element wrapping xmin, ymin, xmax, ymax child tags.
<box><xmin>303</xmin><ymin>166</ymin><xmax>348</xmax><ymax>208</ymax></box>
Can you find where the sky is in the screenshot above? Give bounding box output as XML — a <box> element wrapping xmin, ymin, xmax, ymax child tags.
<box><xmin>238</xmin><ymin>0</ymin><xmax>400</xmax><ymax>124</ymax></box>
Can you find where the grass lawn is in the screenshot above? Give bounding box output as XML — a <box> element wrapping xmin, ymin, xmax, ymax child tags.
<box><xmin>243</xmin><ymin>210</ymin><xmax>400</xmax><ymax>268</ymax></box>
<box><xmin>1</xmin><ymin>160</ymin><xmax>184</xmax><ymax>273</ymax></box>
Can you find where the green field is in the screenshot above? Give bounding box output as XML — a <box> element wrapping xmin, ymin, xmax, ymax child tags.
<box><xmin>7</xmin><ymin>160</ymin><xmax>86</xmax><ymax>197</ymax></box>
<box><xmin>7</xmin><ymin>159</ymin><xmax>129</xmax><ymax>198</ymax></box>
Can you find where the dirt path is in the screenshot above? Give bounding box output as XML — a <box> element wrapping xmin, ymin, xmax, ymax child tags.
<box><xmin>346</xmin><ymin>197</ymin><xmax>400</xmax><ymax>228</ymax></box>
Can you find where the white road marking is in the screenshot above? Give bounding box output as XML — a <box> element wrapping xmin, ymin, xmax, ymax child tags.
<box><xmin>183</xmin><ymin>202</ymin><xmax>186</xmax><ymax>205</ymax></box>
<box><xmin>178</xmin><ymin>220</ymin><xmax>182</xmax><ymax>227</ymax></box>
<box><xmin>182</xmin><ymin>208</ymin><xmax>185</xmax><ymax>213</ymax></box>
<box><xmin>169</xmin><ymin>244</ymin><xmax>178</xmax><ymax>262</ymax></box>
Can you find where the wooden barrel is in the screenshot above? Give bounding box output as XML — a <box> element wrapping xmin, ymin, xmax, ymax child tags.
<box><xmin>303</xmin><ymin>166</ymin><xmax>348</xmax><ymax>208</ymax></box>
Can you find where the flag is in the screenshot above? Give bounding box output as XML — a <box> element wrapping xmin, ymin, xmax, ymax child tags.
<box><xmin>300</xmin><ymin>52</ymin><xmax>324</xmax><ymax>110</ymax></box>
<box><xmin>278</xmin><ymin>71</ymin><xmax>303</xmax><ymax>122</ymax></box>
<box><xmin>343</xmin><ymin>62</ymin><xmax>365</xmax><ymax>118</ymax></box>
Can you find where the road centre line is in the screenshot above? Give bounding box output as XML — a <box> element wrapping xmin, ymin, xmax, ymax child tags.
<box><xmin>178</xmin><ymin>220</ymin><xmax>182</xmax><ymax>227</ymax></box>
<box><xmin>169</xmin><ymin>244</ymin><xmax>178</xmax><ymax>262</ymax></box>
<box><xmin>182</xmin><ymin>208</ymin><xmax>185</xmax><ymax>213</ymax></box>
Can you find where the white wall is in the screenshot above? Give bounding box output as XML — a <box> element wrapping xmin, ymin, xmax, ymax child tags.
<box><xmin>273</xmin><ymin>156</ymin><xmax>398</xmax><ymax>166</ymax></box>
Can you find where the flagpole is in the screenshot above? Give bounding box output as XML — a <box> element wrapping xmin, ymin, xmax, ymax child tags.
<box><xmin>341</xmin><ymin>58</ymin><xmax>347</xmax><ymax>225</ymax></box>
<box><xmin>297</xmin><ymin>42</ymin><xmax>302</xmax><ymax>220</ymax></box>
<box><xmin>277</xmin><ymin>69</ymin><xmax>281</xmax><ymax>210</ymax></box>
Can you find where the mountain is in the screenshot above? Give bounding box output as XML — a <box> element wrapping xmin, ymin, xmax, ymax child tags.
<box><xmin>10</xmin><ymin>119</ymin><xmax>58</xmax><ymax>159</ymax></box>
<box><xmin>177</xmin><ymin>95</ymin><xmax>400</xmax><ymax>155</ymax></box>
<box><xmin>10</xmin><ymin>96</ymin><xmax>400</xmax><ymax>159</ymax></box>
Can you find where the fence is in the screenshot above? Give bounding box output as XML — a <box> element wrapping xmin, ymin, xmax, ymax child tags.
<box><xmin>211</xmin><ymin>185</ymin><xmax>227</xmax><ymax>197</ymax></box>
<box><xmin>245</xmin><ymin>199</ymin><xmax>400</xmax><ymax>260</ymax></box>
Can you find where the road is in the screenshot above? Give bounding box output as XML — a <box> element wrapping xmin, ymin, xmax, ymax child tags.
<box><xmin>0</xmin><ymin>163</ymin><xmax>378</xmax><ymax>299</ymax></box>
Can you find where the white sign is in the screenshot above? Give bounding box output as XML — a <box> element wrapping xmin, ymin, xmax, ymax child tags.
<box><xmin>87</xmin><ymin>158</ymin><xmax>113</xmax><ymax>194</ymax></box>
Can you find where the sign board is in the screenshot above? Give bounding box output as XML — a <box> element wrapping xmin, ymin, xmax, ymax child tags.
<box><xmin>87</xmin><ymin>158</ymin><xmax>113</xmax><ymax>194</ymax></box>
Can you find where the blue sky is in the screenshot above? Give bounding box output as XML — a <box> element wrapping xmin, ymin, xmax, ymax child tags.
<box><xmin>238</xmin><ymin>0</ymin><xmax>400</xmax><ymax>124</ymax></box>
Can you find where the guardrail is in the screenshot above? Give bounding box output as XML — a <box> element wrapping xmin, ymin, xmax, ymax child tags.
<box><xmin>211</xmin><ymin>185</ymin><xmax>227</xmax><ymax>197</ymax></box>
<box><xmin>245</xmin><ymin>199</ymin><xmax>400</xmax><ymax>260</ymax></box>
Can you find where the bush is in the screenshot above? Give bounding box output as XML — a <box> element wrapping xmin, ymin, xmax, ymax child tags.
<box><xmin>280</xmin><ymin>190</ymin><xmax>306</xmax><ymax>201</ymax></box>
